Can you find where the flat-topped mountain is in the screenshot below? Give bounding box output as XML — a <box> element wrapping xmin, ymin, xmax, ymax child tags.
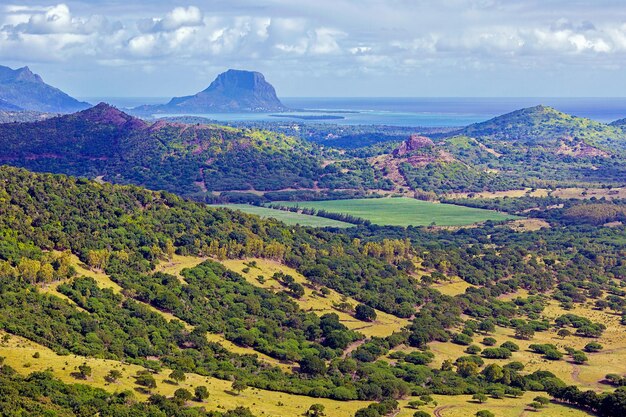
<box><xmin>135</xmin><ymin>69</ymin><xmax>288</xmax><ymax>114</ymax></box>
<box><xmin>0</xmin><ymin>65</ymin><xmax>90</xmax><ymax>113</ymax></box>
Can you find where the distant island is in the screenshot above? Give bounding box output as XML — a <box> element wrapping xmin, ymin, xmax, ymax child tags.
<box><xmin>134</xmin><ymin>69</ymin><xmax>288</xmax><ymax>114</ymax></box>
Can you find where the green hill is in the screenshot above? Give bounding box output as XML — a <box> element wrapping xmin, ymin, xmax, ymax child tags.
<box><xmin>442</xmin><ymin>106</ymin><xmax>626</xmax><ymax>187</ymax></box>
<box><xmin>0</xmin><ymin>103</ymin><xmax>390</xmax><ymax>197</ymax></box>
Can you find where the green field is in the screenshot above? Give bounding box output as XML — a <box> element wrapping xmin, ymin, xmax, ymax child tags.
<box><xmin>214</xmin><ymin>204</ymin><xmax>352</xmax><ymax>227</ymax></box>
<box><xmin>277</xmin><ymin>197</ymin><xmax>518</xmax><ymax>226</ymax></box>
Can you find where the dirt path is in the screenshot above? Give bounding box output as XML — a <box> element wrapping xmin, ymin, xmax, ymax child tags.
<box><xmin>342</xmin><ymin>339</ymin><xmax>367</xmax><ymax>359</ymax></box>
<box><xmin>571</xmin><ymin>363</ymin><xmax>581</xmax><ymax>383</ymax></box>
<box><xmin>433</xmin><ymin>405</ymin><xmax>456</xmax><ymax>417</ymax></box>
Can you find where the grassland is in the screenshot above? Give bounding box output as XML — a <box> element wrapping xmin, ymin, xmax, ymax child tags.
<box><xmin>277</xmin><ymin>198</ymin><xmax>518</xmax><ymax>227</ymax></box>
<box><xmin>431</xmin><ymin>277</ymin><xmax>475</xmax><ymax>296</ymax></box>
<box><xmin>221</xmin><ymin>258</ymin><xmax>410</xmax><ymax>338</ymax></box>
<box><xmin>214</xmin><ymin>204</ymin><xmax>352</xmax><ymax>227</ymax></box>
<box><xmin>0</xmin><ymin>329</ymin><xmax>590</xmax><ymax>417</ymax></box>
<box><xmin>0</xmin><ymin>330</ymin><xmax>371</xmax><ymax>417</ymax></box>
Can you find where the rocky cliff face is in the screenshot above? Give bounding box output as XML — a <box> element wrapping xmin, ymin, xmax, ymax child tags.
<box><xmin>136</xmin><ymin>69</ymin><xmax>288</xmax><ymax>114</ymax></box>
<box><xmin>392</xmin><ymin>135</ymin><xmax>435</xmax><ymax>157</ymax></box>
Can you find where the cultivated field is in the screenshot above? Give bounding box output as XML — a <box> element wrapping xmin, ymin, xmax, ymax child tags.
<box><xmin>277</xmin><ymin>198</ymin><xmax>518</xmax><ymax>227</ymax></box>
<box><xmin>214</xmin><ymin>204</ymin><xmax>352</xmax><ymax>227</ymax></box>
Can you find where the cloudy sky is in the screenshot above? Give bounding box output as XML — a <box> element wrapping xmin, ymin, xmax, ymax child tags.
<box><xmin>2</xmin><ymin>1</ymin><xmax>626</xmax><ymax>97</ymax></box>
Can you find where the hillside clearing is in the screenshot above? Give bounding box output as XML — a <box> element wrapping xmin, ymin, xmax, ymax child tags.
<box><xmin>277</xmin><ymin>198</ymin><xmax>518</xmax><ymax>227</ymax></box>
<box><xmin>221</xmin><ymin>258</ymin><xmax>410</xmax><ymax>338</ymax></box>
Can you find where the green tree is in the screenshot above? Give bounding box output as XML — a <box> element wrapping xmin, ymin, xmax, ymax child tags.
<box><xmin>232</xmin><ymin>379</ymin><xmax>248</xmax><ymax>395</ymax></box>
<box><xmin>169</xmin><ymin>369</ymin><xmax>186</xmax><ymax>384</ymax></box>
<box><xmin>173</xmin><ymin>388</ymin><xmax>193</xmax><ymax>405</ymax></box>
<box><xmin>77</xmin><ymin>363</ymin><xmax>92</xmax><ymax>379</ymax></box>
<box><xmin>472</xmin><ymin>393</ymin><xmax>488</xmax><ymax>403</ymax></box>
<box><xmin>355</xmin><ymin>304</ymin><xmax>377</xmax><ymax>322</ymax></box>
<box><xmin>194</xmin><ymin>385</ymin><xmax>209</xmax><ymax>402</ymax></box>
<box><xmin>476</xmin><ymin>411</ymin><xmax>495</xmax><ymax>417</ymax></box>
<box><xmin>306</xmin><ymin>403</ymin><xmax>326</xmax><ymax>416</ymax></box>
<box><xmin>105</xmin><ymin>369</ymin><xmax>122</xmax><ymax>383</ymax></box>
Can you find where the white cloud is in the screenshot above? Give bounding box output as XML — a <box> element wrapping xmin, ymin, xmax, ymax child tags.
<box><xmin>138</xmin><ymin>6</ymin><xmax>203</xmax><ymax>33</ymax></box>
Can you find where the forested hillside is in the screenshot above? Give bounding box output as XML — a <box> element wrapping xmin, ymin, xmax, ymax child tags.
<box><xmin>0</xmin><ymin>104</ymin><xmax>391</xmax><ymax>198</ymax></box>
<box><xmin>0</xmin><ymin>166</ymin><xmax>625</xmax><ymax>416</ymax></box>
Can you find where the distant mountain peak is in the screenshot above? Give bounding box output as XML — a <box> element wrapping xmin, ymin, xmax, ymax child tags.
<box><xmin>14</xmin><ymin>66</ymin><xmax>43</xmax><ymax>83</ymax></box>
<box><xmin>0</xmin><ymin>64</ymin><xmax>89</xmax><ymax>113</ymax></box>
<box><xmin>77</xmin><ymin>103</ymin><xmax>147</xmax><ymax>129</ymax></box>
<box><xmin>135</xmin><ymin>69</ymin><xmax>287</xmax><ymax>114</ymax></box>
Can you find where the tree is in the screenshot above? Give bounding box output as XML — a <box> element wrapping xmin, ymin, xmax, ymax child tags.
<box><xmin>482</xmin><ymin>337</ymin><xmax>497</xmax><ymax>346</ymax></box>
<box><xmin>135</xmin><ymin>372</ymin><xmax>157</xmax><ymax>389</ymax></box>
<box><xmin>456</xmin><ymin>361</ymin><xmax>478</xmax><ymax>378</ymax></box>
<box><xmin>500</xmin><ymin>341</ymin><xmax>519</xmax><ymax>352</ymax></box>
<box><xmin>165</xmin><ymin>240</ymin><xmax>176</xmax><ymax>260</ymax></box>
<box><xmin>77</xmin><ymin>363</ymin><xmax>92</xmax><ymax>379</ymax></box>
<box><xmin>572</xmin><ymin>352</ymin><xmax>588</xmax><ymax>364</ymax></box>
<box><xmin>355</xmin><ymin>304</ymin><xmax>377</xmax><ymax>322</ymax></box>
<box><xmin>18</xmin><ymin>258</ymin><xmax>40</xmax><ymax>284</ymax></box>
<box><xmin>173</xmin><ymin>388</ymin><xmax>193</xmax><ymax>405</ymax></box>
<box><xmin>472</xmin><ymin>393</ymin><xmax>488</xmax><ymax>403</ymax></box>
<box><xmin>482</xmin><ymin>364</ymin><xmax>504</xmax><ymax>383</ymax></box>
<box><xmin>300</xmin><ymin>355</ymin><xmax>327</xmax><ymax>376</ymax></box>
<box><xmin>557</xmin><ymin>329</ymin><xmax>572</xmax><ymax>339</ymax></box>
<box><xmin>231</xmin><ymin>379</ymin><xmax>248</xmax><ymax>395</ymax></box>
<box><xmin>584</xmin><ymin>342</ymin><xmax>603</xmax><ymax>352</ymax></box>
<box><xmin>476</xmin><ymin>411</ymin><xmax>495</xmax><ymax>417</ymax></box>
<box><xmin>37</xmin><ymin>263</ymin><xmax>54</xmax><ymax>284</ymax></box>
<box><xmin>194</xmin><ymin>386</ymin><xmax>209</xmax><ymax>402</ymax></box>
<box><xmin>413</xmin><ymin>412</ymin><xmax>430</xmax><ymax>417</ymax></box>
<box><xmin>169</xmin><ymin>369</ymin><xmax>186</xmax><ymax>384</ymax></box>
<box><xmin>515</xmin><ymin>324</ymin><xmax>535</xmax><ymax>340</ymax></box>
<box><xmin>505</xmin><ymin>387</ymin><xmax>523</xmax><ymax>398</ymax></box>
<box><xmin>306</xmin><ymin>404</ymin><xmax>326</xmax><ymax>416</ymax></box>
<box><xmin>105</xmin><ymin>369</ymin><xmax>122</xmax><ymax>383</ymax></box>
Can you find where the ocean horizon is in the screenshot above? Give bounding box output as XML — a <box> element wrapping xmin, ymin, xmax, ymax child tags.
<box><xmin>79</xmin><ymin>96</ymin><xmax>626</xmax><ymax>127</ymax></box>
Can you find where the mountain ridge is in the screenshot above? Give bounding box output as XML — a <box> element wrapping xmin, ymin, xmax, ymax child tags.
<box><xmin>0</xmin><ymin>65</ymin><xmax>90</xmax><ymax>113</ymax></box>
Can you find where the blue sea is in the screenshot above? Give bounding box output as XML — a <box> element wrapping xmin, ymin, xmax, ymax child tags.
<box><xmin>80</xmin><ymin>97</ymin><xmax>626</xmax><ymax>127</ymax></box>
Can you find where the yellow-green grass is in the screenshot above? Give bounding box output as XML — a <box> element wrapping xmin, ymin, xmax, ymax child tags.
<box><xmin>221</xmin><ymin>258</ymin><xmax>410</xmax><ymax>338</ymax></box>
<box><xmin>425</xmin><ymin>300</ymin><xmax>625</xmax><ymax>391</ymax></box>
<box><xmin>447</xmin><ymin>188</ymin><xmax>550</xmax><ymax>199</ymax></box>
<box><xmin>552</xmin><ymin>187</ymin><xmax>626</xmax><ymax>200</ymax></box>
<box><xmin>154</xmin><ymin>254</ymin><xmax>208</xmax><ymax>285</ymax></box>
<box><xmin>431</xmin><ymin>277</ymin><xmax>475</xmax><ymax>296</ymax></box>
<box><xmin>277</xmin><ymin>198</ymin><xmax>518</xmax><ymax>227</ymax></box>
<box><xmin>214</xmin><ymin>204</ymin><xmax>352</xmax><ymax>228</ymax></box>
<box><xmin>507</xmin><ymin>218</ymin><xmax>551</xmax><ymax>232</ymax></box>
<box><xmin>0</xmin><ymin>330</ymin><xmax>589</xmax><ymax>417</ymax></box>
<box><xmin>396</xmin><ymin>392</ymin><xmax>591</xmax><ymax>417</ymax></box>
<box><xmin>0</xmin><ymin>331</ymin><xmax>370</xmax><ymax>417</ymax></box>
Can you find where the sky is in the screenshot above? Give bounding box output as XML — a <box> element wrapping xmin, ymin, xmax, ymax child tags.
<box><xmin>2</xmin><ymin>1</ymin><xmax>626</xmax><ymax>98</ymax></box>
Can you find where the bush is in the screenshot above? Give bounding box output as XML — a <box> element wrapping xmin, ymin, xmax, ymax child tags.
<box><xmin>500</xmin><ymin>341</ymin><xmax>519</xmax><ymax>352</ymax></box>
<box><xmin>584</xmin><ymin>342</ymin><xmax>603</xmax><ymax>352</ymax></box>
<box><xmin>482</xmin><ymin>337</ymin><xmax>497</xmax><ymax>346</ymax></box>
<box><xmin>481</xmin><ymin>348</ymin><xmax>512</xmax><ymax>359</ymax></box>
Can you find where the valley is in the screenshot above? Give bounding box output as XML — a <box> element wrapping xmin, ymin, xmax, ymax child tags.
<box><xmin>0</xmin><ymin>67</ymin><xmax>625</xmax><ymax>417</ymax></box>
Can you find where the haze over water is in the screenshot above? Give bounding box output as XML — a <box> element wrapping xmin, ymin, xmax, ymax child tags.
<box><xmin>81</xmin><ymin>97</ymin><xmax>626</xmax><ymax>127</ymax></box>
